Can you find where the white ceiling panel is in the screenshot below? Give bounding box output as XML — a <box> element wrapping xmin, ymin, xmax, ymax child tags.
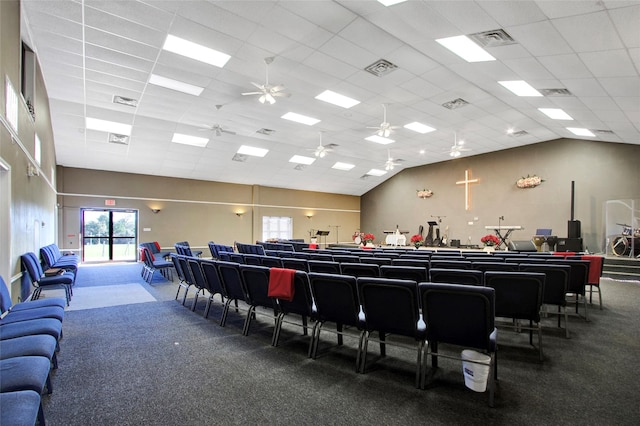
<box><xmin>20</xmin><ymin>0</ymin><xmax>640</xmax><ymax>196</ymax></box>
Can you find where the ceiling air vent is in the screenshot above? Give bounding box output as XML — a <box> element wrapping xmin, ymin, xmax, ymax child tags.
<box><xmin>232</xmin><ymin>153</ymin><xmax>247</xmax><ymax>162</ymax></box>
<box><xmin>256</xmin><ymin>128</ymin><xmax>275</xmax><ymax>136</ymax></box>
<box><xmin>442</xmin><ymin>98</ymin><xmax>469</xmax><ymax>110</ymax></box>
<box><xmin>511</xmin><ymin>130</ymin><xmax>528</xmax><ymax>137</ymax></box>
<box><xmin>469</xmin><ymin>29</ymin><xmax>516</xmax><ymax>47</ymax></box>
<box><xmin>108</xmin><ymin>133</ymin><xmax>129</xmax><ymax>145</ymax></box>
<box><xmin>360</xmin><ymin>174</ymin><xmax>370</xmax><ymax>180</ymax></box>
<box><xmin>294</xmin><ymin>164</ymin><xmax>306</xmax><ymax>171</ymax></box>
<box><xmin>112</xmin><ymin>95</ymin><xmax>138</xmax><ymax>107</ymax></box>
<box><xmin>364</xmin><ymin>59</ymin><xmax>398</xmax><ymax>77</ymax></box>
<box><xmin>594</xmin><ymin>129</ymin><xmax>615</xmax><ymax>134</ymax></box>
<box><xmin>540</xmin><ymin>88</ymin><xmax>573</xmax><ymax>96</ymax></box>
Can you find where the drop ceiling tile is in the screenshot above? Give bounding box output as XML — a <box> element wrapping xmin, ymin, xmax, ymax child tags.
<box><xmin>85</xmin><ymin>44</ymin><xmax>154</xmax><ymax>73</ymax></box>
<box><xmin>336</xmin><ymin>17</ymin><xmax>405</xmax><ymax>57</ymax></box>
<box><xmin>426</xmin><ymin>0</ymin><xmax>500</xmax><ymax>34</ymax></box>
<box><xmin>477</xmin><ymin>0</ymin><xmax>547</xmax><ymax>27</ymax></box>
<box><xmin>503</xmin><ymin>57</ymin><xmax>555</xmax><ymax>81</ymax></box>
<box><xmin>579</xmin><ymin>50</ymin><xmax>637</xmax><ymax>78</ymax></box>
<box><xmin>553</xmin><ymin>11</ymin><xmax>624</xmax><ymax>52</ymax></box>
<box><xmin>608</xmin><ymin>5</ymin><xmax>640</xmax><ymax>48</ymax></box>
<box><xmin>506</xmin><ymin>21</ymin><xmax>572</xmax><ymax>56</ymax></box>
<box><xmin>280</xmin><ymin>0</ymin><xmax>356</xmax><ymax>33</ymax></box>
<box><xmin>538</xmin><ymin>53</ymin><xmax>593</xmax><ymax>79</ymax></box>
<box><xmin>83</xmin><ymin>7</ymin><xmax>166</xmax><ymax>47</ymax></box>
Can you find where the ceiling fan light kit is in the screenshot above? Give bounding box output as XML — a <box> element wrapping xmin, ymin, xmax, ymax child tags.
<box><xmin>242</xmin><ymin>57</ymin><xmax>290</xmax><ymax>105</ymax></box>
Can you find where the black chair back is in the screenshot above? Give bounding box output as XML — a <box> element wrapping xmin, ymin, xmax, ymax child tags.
<box><xmin>429</xmin><ymin>268</ymin><xmax>483</xmax><ymax>286</ymax></box>
<box><xmin>380</xmin><ymin>265</ymin><xmax>428</xmax><ymax>282</ymax></box>
<box><xmin>340</xmin><ymin>262</ymin><xmax>380</xmax><ymax>278</ymax></box>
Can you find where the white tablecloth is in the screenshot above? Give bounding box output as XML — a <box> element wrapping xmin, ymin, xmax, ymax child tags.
<box><xmin>385</xmin><ymin>234</ymin><xmax>407</xmax><ymax>246</ymax></box>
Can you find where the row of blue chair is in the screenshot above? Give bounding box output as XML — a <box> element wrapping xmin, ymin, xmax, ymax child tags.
<box><xmin>169</xmin><ymin>254</ymin><xmax>531</xmax><ymax>406</ymax></box>
<box><xmin>208</xmin><ymin>242</ymin><xmax>234</xmax><ymax>259</ymax></box>
<box><xmin>39</xmin><ymin>243</ymin><xmax>78</xmax><ymax>273</ymax></box>
<box><xmin>174</xmin><ymin>241</ymin><xmax>202</xmax><ymax>258</ymax></box>
<box><xmin>1</xmin><ymin>276</ymin><xmax>66</xmax><ymax>425</ymax></box>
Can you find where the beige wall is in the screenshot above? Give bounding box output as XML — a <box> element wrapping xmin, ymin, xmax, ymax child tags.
<box><xmin>362</xmin><ymin>138</ymin><xmax>640</xmax><ymax>252</ymax></box>
<box><xmin>57</xmin><ymin>167</ymin><xmax>360</xmax><ymax>254</ymax></box>
<box><xmin>1</xmin><ymin>0</ymin><xmax>58</xmax><ymax>301</ymax></box>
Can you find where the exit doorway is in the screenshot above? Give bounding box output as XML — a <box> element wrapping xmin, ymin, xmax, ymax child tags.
<box><xmin>81</xmin><ymin>209</ymin><xmax>137</xmax><ymax>262</ymax></box>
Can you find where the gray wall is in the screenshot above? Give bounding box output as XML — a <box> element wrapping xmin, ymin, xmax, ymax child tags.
<box><xmin>56</xmin><ymin>167</ymin><xmax>361</xmax><ymax>254</ymax></box>
<box><xmin>1</xmin><ymin>0</ymin><xmax>58</xmax><ymax>300</ymax></box>
<box><xmin>361</xmin><ymin>138</ymin><xmax>640</xmax><ymax>253</ymax></box>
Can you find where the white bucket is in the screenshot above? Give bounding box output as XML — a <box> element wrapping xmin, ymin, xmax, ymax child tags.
<box><xmin>461</xmin><ymin>349</ymin><xmax>491</xmax><ymax>392</ymax></box>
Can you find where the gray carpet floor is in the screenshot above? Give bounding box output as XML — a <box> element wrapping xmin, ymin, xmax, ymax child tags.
<box><xmin>42</xmin><ymin>262</ymin><xmax>640</xmax><ymax>425</ymax></box>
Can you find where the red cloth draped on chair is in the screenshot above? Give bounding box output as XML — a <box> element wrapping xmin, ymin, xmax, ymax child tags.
<box><xmin>268</xmin><ymin>268</ymin><xmax>296</xmax><ymax>301</ymax></box>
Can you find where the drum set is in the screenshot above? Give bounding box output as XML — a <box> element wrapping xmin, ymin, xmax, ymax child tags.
<box><xmin>610</xmin><ymin>223</ymin><xmax>640</xmax><ymax>257</ymax></box>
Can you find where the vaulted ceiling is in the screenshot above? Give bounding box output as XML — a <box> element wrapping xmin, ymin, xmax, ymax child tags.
<box><xmin>20</xmin><ymin>0</ymin><xmax>640</xmax><ymax>196</ymax></box>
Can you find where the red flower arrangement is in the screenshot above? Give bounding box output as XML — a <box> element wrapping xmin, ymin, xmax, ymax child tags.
<box><xmin>480</xmin><ymin>234</ymin><xmax>500</xmax><ymax>247</ymax></box>
<box><xmin>410</xmin><ymin>234</ymin><xmax>424</xmax><ymax>247</ymax></box>
<box><xmin>362</xmin><ymin>233</ymin><xmax>375</xmax><ymax>244</ymax></box>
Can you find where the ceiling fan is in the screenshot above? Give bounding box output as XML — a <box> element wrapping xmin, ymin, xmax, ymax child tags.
<box><xmin>448</xmin><ymin>132</ymin><xmax>471</xmax><ymax>158</ymax></box>
<box><xmin>368</xmin><ymin>104</ymin><xmax>400</xmax><ymax>138</ymax></box>
<box><xmin>384</xmin><ymin>149</ymin><xmax>403</xmax><ymax>171</ymax></box>
<box><xmin>241</xmin><ymin>57</ymin><xmax>291</xmax><ymax>104</ymax></box>
<box><xmin>308</xmin><ymin>132</ymin><xmax>337</xmax><ymax>158</ymax></box>
<box><xmin>199</xmin><ymin>123</ymin><xmax>236</xmax><ymax>136</ymax></box>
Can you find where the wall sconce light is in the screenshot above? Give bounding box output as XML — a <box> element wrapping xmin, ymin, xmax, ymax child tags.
<box><xmin>306</xmin><ymin>215</ymin><xmax>313</xmax><ymax>219</ymax></box>
<box><xmin>236</xmin><ymin>212</ymin><xmax>244</xmax><ymax>217</ymax></box>
<box><xmin>151</xmin><ymin>208</ymin><xmax>161</xmax><ymax>214</ymax></box>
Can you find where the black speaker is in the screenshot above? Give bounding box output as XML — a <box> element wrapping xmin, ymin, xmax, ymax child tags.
<box><xmin>450</xmin><ymin>239</ymin><xmax>460</xmax><ymax>248</ymax></box>
<box><xmin>568</xmin><ymin>220</ymin><xmax>581</xmax><ymax>238</ymax></box>
<box><xmin>508</xmin><ymin>240</ymin><xmax>538</xmax><ymax>252</ymax></box>
<box><xmin>557</xmin><ymin>237</ymin><xmax>583</xmax><ymax>252</ymax></box>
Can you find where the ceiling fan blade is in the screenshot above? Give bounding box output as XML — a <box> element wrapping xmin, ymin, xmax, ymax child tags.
<box><xmin>250</xmin><ymin>82</ymin><xmax>264</xmax><ymax>89</ymax></box>
<box><xmin>221</xmin><ymin>129</ymin><xmax>236</xmax><ymax>135</ymax></box>
<box><xmin>241</xmin><ymin>91</ymin><xmax>263</xmax><ymax>96</ymax></box>
<box><xmin>272</xmin><ymin>91</ymin><xmax>291</xmax><ymax>98</ymax></box>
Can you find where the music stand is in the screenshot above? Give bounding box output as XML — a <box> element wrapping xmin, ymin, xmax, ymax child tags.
<box><xmin>315</xmin><ymin>230</ymin><xmax>330</xmax><ymax>248</ymax></box>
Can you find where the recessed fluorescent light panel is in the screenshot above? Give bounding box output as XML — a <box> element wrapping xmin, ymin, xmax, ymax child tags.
<box><xmin>566</xmin><ymin>127</ymin><xmax>595</xmax><ymax>137</ymax></box>
<box><xmin>149</xmin><ymin>74</ymin><xmax>204</xmax><ymax>96</ymax></box>
<box><xmin>237</xmin><ymin>145</ymin><xmax>269</xmax><ymax>157</ymax></box>
<box><xmin>378</xmin><ymin>0</ymin><xmax>407</xmax><ymax>6</ymax></box>
<box><xmin>289</xmin><ymin>155</ymin><xmax>316</xmax><ymax>165</ymax></box>
<box><xmin>365</xmin><ymin>135</ymin><xmax>395</xmax><ymax>145</ymax></box>
<box><xmin>163</xmin><ymin>35</ymin><xmax>231</xmax><ymax>68</ymax></box>
<box><xmin>281</xmin><ymin>112</ymin><xmax>321</xmax><ymax>126</ymax></box>
<box><xmin>538</xmin><ymin>108</ymin><xmax>573</xmax><ymax>120</ymax></box>
<box><xmin>315</xmin><ymin>90</ymin><xmax>360</xmax><ymax>109</ymax></box>
<box><xmin>171</xmin><ymin>133</ymin><xmax>209</xmax><ymax>147</ymax></box>
<box><xmin>332</xmin><ymin>162</ymin><xmax>355</xmax><ymax>171</ymax></box>
<box><xmin>366</xmin><ymin>169</ymin><xmax>387</xmax><ymax>177</ymax></box>
<box><xmin>404</xmin><ymin>122</ymin><xmax>436</xmax><ymax>134</ymax></box>
<box><xmin>498</xmin><ymin>80</ymin><xmax>542</xmax><ymax>97</ymax></box>
<box><xmin>436</xmin><ymin>35</ymin><xmax>496</xmax><ymax>62</ymax></box>
<box><xmin>86</xmin><ymin>117</ymin><xmax>132</xmax><ymax>135</ymax></box>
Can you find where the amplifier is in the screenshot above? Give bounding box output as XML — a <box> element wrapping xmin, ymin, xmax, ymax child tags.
<box><xmin>557</xmin><ymin>237</ymin><xmax>583</xmax><ymax>252</ymax></box>
<box><xmin>508</xmin><ymin>240</ymin><xmax>538</xmax><ymax>252</ymax></box>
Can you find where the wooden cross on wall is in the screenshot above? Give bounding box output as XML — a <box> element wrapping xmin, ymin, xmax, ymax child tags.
<box><xmin>456</xmin><ymin>169</ymin><xmax>479</xmax><ymax>211</ymax></box>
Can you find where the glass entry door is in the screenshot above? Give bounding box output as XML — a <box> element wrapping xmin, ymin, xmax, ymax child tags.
<box><xmin>82</xmin><ymin>209</ymin><xmax>137</xmax><ymax>262</ymax></box>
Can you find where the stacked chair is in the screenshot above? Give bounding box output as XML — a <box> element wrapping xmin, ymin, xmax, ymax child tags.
<box><xmin>140</xmin><ymin>246</ymin><xmax>173</xmax><ymax>283</ymax></box>
<box><xmin>1</xmin><ymin>275</ymin><xmax>66</xmax><ymax>425</ymax></box>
